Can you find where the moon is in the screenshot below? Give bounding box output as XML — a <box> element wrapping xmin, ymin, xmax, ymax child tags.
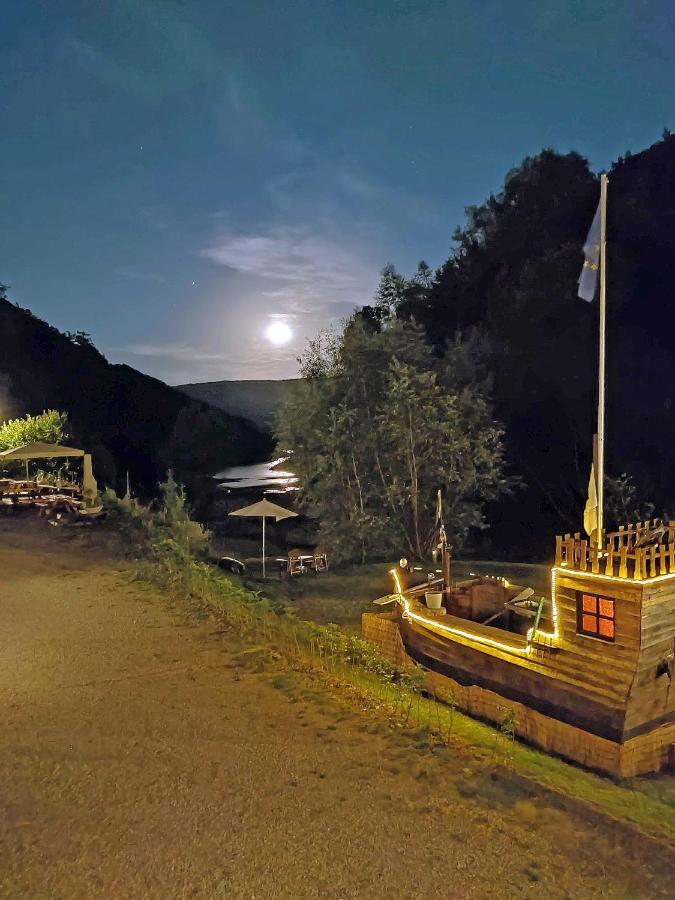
<box><xmin>265</xmin><ymin>321</ymin><xmax>293</xmax><ymax>346</ymax></box>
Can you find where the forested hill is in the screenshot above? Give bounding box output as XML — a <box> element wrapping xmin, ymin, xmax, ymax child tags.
<box><xmin>0</xmin><ymin>293</ymin><xmax>272</xmax><ymax>492</ymax></box>
<box><xmin>369</xmin><ymin>132</ymin><xmax>675</xmax><ymax>556</ymax></box>
<box><xmin>175</xmin><ymin>379</ymin><xmax>300</xmax><ymax>430</ymax></box>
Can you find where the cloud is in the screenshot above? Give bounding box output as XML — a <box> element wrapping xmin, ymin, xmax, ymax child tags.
<box><xmin>109</xmin><ymin>339</ymin><xmax>300</xmax><ymax>383</ymax></box>
<box><xmin>111</xmin><ymin>342</ymin><xmax>225</xmax><ymax>361</ymax></box>
<box><xmin>66</xmin><ymin>10</ymin><xmax>234</xmax><ymax>105</ymax></box>
<box><xmin>198</xmin><ymin>226</ymin><xmax>378</xmax><ymax>317</ymax></box>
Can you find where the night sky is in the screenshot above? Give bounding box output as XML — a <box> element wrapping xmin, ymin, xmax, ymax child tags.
<box><xmin>3</xmin><ymin>1</ymin><xmax>675</xmax><ymax>383</ymax></box>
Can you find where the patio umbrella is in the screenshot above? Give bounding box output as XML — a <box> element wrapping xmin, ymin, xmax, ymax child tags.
<box><xmin>0</xmin><ymin>441</ymin><xmax>87</xmax><ymax>488</ymax></box>
<box><xmin>229</xmin><ymin>497</ymin><xmax>297</xmax><ymax>577</ymax></box>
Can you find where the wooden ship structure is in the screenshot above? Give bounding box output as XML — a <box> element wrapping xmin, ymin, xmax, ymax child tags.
<box><xmin>366</xmin><ymin>175</ymin><xmax>675</xmax><ymax>776</ymax></box>
<box><xmin>363</xmin><ymin>521</ymin><xmax>675</xmax><ymax>776</ymax></box>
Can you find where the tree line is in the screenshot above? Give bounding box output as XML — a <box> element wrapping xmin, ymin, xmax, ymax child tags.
<box><xmin>280</xmin><ymin>133</ymin><xmax>675</xmax><ymax>561</ymax></box>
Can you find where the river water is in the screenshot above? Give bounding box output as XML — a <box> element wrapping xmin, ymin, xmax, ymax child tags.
<box><xmin>214</xmin><ymin>457</ymin><xmax>298</xmax><ymax>493</ymax></box>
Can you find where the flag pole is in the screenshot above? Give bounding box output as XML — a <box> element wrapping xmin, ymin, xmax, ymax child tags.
<box><xmin>597</xmin><ymin>173</ymin><xmax>608</xmax><ymax>544</ymax></box>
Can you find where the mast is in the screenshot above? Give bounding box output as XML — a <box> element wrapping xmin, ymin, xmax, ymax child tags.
<box><xmin>597</xmin><ymin>173</ymin><xmax>608</xmax><ymax>543</ymax></box>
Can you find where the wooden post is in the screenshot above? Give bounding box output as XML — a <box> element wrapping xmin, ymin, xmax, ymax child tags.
<box><xmin>597</xmin><ymin>173</ymin><xmax>608</xmax><ymax>543</ymax></box>
<box><xmin>634</xmin><ymin>549</ymin><xmax>643</xmax><ymax>581</ymax></box>
<box><xmin>619</xmin><ymin>545</ymin><xmax>628</xmax><ymax>579</ymax></box>
<box><xmin>591</xmin><ymin>543</ymin><xmax>600</xmax><ymax>574</ymax></box>
<box><xmin>605</xmin><ymin>546</ymin><xmax>614</xmax><ymax>576</ymax></box>
<box><xmin>443</xmin><ymin>544</ymin><xmax>452</xmax><ymax>600</ymax></box>
<box><xmin>659</xmin><ymin>543</ymin><xmax>667</xmax><ymax>576</ymax></box>
<box><xmin>566</xmin><ymin>535</ymin><xmax>575</xmax><ymax>569</ymax></box>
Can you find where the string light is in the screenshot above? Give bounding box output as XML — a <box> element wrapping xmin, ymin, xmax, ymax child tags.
<box><xmin>388</xmin><ymin>568</ymin><xmax>561</xmax><ymax>655</ymax></box>
<box><xmin>553</xmin><ymin>565</ymin><xmax>675</xmax><ymax>586</ymax></box>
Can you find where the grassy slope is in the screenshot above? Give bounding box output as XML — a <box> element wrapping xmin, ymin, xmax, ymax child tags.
<box><xmin>222</xmin><ymin>552</ymin><xmax>552</xmax><ymax>630</ymax></box>
<box><xmin>229</xmin><ymin>558</ymin><xmax>675</xmax><ymax>844</ymax></box>
<box><xmin>105</xmin><ymin>498</ymin><xmax>675</xmax><ymax>847</ymax></box>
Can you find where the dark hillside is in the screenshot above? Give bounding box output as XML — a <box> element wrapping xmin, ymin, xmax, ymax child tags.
<box><xmin>400</xmin><ymin>134</ymin><xmax>675</xmax><ymax>556</ymax></box>
<box><xmin>0</xmin><ymin>292</ymin><xmax>272</xmax><ymax>492</ymax></box>
<box><xmin>176</xmin><ymin>378</ymin><xmax>300</xmax><ymax>430</ymax></box>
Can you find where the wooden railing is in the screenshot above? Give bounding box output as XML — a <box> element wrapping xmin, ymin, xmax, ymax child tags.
<box><xmin>555</xmin><ymin>520</ymin><xmax>675</xmax><ymax>580</ymax></box>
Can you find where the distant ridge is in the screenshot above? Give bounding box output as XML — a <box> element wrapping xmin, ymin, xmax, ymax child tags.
<box><xmin>175</xmin><ymin>379</ymin><xmax>300</xmax><ymax>430</ymax></box>
<box><xmin>0</xmin><ymin>294</ymin><xmax>272</xmax><ymax>492</ymax></box>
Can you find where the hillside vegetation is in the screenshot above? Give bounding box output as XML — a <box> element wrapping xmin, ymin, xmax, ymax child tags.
<box><xmin>176</xmin><ymin>378</ymin><xmax>300</xmax><ymax>429</ymax></box>
<box><xmin>408</xmin><ymin>134</ymin><xmax>675</xmax><ymax>554</ymax></box>
<box><xmin>280</xmin><ymin>132</ymin><xmax>675</xmax><ymax>559</ymax></box>
<box><xmin>0</xmin><ymin>290</ymin><xmax>272</xmax><ymax>492</ymax></box>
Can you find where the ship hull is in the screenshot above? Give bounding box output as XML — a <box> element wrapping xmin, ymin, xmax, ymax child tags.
<box><xmin>401</xmin><ymin>617</ymin><xmax>626</xmax><ymax>741</ymax></box>
<box><xmin>362</xmin><ymin>605</ymin><xmax>675</xmax><ymax>777</ymax></box>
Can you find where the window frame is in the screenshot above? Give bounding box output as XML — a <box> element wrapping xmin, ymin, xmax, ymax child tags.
<box><xmin>576</xmin><ymin>591</ymin><xmax>616</xmax><ymax>643</ymax></box>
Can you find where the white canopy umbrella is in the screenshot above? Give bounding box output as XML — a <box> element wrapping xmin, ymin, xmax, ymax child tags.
<box><xmin>0</xmin><ymin>441</ymin><xmax>98</xmax><ymax>505</ymax></box>
<box><xmin>0</xmin><ymin>441</ymin><xmax>85</xmax><ymax>459</ymax></box>
<box><xmin>229</xmin><ymin>497</ymin><xmax>297</xmax><ymax>577</ymax></box>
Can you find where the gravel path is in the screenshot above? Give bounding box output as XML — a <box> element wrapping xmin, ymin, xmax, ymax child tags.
<box><xmin>0</xmin><ymin>519</ymin><xmax>672</xmax><ymax>898</ymax></box>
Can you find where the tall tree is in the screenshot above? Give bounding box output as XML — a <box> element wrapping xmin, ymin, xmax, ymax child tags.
<box><xmin>277</xmin><ymin>316</ymin><xmax>509</xmax><ymax>562</ymax></box>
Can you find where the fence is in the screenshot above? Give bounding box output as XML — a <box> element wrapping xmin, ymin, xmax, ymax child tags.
<box><xmin>555</xmin><ymin>520</ymin><xmax>675</xmax><ymax>580</ymax></box>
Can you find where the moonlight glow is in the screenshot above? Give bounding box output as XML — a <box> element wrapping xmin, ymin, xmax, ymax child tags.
<box><xmin>265</xmin><ymin>321</ymin><xmax>293</xmax><ymax>346</ymax></box>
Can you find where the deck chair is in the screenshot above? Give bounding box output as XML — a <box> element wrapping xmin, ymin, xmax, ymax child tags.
<box><xmin>313</xmin><ymin>546</ymin><xmax>328</xmax><ymax>572</ymax></box>
<box><xmin>287</xmin><ymin>548</ymin><xmax>307</xmax><ymax>576</ymax></box>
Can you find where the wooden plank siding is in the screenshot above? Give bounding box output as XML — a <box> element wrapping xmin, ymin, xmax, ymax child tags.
<box><xmin>363</xmin><ymin>606</ymin><xmax>675</xmax><ymax>775</ymax></box>
<box><xmin>365</xmin><ymin>560</ymin><xmax>675</xmax><ymax>772</ymax></box>
<box><xmin>552</xmin><ymin>572</ymin><xmax>642</xmax><ymax>715</ymax></box>
<box><xmin>623</xmin><ymin>581</ymin><xmax>675</xmax><ymax>735</ymax></box>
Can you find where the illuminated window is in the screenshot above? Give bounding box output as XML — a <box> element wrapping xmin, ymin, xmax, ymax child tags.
<box><xmin>577</xmin><ymin>592</ymin><xmax>615</xmax><ymax>642</ymax></box>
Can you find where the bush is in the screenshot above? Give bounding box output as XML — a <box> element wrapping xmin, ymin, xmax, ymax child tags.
<box><xmin>102</xmin><ymin>473</ymin><xmax>402</xmax><ymax>684</ymax></box>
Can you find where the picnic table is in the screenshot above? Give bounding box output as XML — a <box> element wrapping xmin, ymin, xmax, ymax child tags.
<box><xmin>1</xmin><ymin>479</ymin><xmax>82</xmax><ymax>510</ymax></box>
<box><xmin>281</xmin><ymin>549</ymin><xmax>329</xmax><ymax>577</ymax></box>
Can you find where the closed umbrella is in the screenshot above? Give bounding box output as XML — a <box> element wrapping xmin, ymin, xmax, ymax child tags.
<box><xmin>229</xmin><ymin>497</ymin><xmax>297</xmax><ymax>577</ymax></box>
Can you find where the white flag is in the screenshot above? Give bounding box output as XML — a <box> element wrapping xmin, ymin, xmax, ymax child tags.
<box><xmin>584</xmin><ymin>463</ymin><xmax>598</xmax><ymax>543</ymax></box>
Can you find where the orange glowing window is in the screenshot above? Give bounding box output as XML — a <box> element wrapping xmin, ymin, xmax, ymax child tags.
<box><xmin>582</xmin><ymin>594</ymin><xmax>597</xmax><ymax>613</ymax></box>
<box><xmin>577</xmin><ymin>592</ymin><xmax>615</xmax><ymax>642</ymax></box>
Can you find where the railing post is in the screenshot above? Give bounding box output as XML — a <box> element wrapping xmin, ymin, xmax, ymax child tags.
<box><xmin>634</xmin><ymin>549</ymin><xmax>643</xmax><ymax>580</ymax></box>
<box><xmin>591</xmin><ymin>544</ymin><xmax>600</xmax><ymax>574</ymax></box>
<box><xmin>619</xmin><ymin>545</ymin><xmax>628</xmax><ymax>579</ymax></box>
<box><xmin>605</xmin><ymin>546</ymin><xmax>614</xmax><ymax>576</ymax></box>
<box><xmin>555</xmin><ymin>535</ymin><xmax>562</xmax><ymax>567</ymax></box>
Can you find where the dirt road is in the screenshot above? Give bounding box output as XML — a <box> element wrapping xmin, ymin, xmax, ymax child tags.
<box><xmin>0</xmin><ymin>519</ymin><xmax>672</xmax><ymax>898</ymax></box>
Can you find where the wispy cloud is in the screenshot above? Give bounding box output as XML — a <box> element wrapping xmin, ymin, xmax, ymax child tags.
<box><xmin>109</xmin><ymin>339</ymin><xmax>300</xmax><ymax>383</ymax></box>
<box><xmin>111</xmin><ymin>342</ymin><xmax>225</xmax><ymax>361</ymax></box>
<box><xmin>198</xmin><ymin>226</ymin><xmax>378</xmax><ymax>316</ymax></box>
<box><xmin>66</xmin><ymin>10</ymin><xmax>234</xmax><ymax>106</ymax></box>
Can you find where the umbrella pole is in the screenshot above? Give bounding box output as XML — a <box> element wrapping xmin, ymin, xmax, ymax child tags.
<box><xmin>262</xmin><ymin>516</ymin><xmax>266</xmax><ymax>578</ymax></box>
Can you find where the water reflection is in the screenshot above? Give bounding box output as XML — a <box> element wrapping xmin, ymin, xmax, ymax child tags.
<box><xmin>215</xmin><ymin>457</ymin><xmax>298</xmax><ymax>492</ymax></box>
